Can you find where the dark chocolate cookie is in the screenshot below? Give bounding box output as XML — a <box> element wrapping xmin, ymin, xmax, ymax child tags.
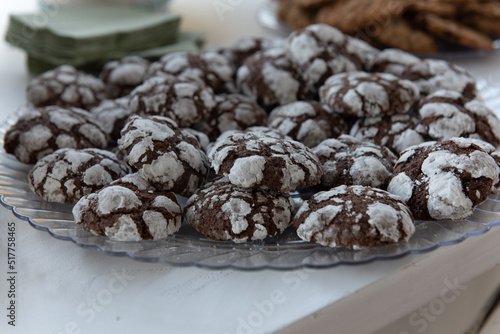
<box><xmin>387</xmin><ymin>138</ymin><xmax>499</xmax><ymax>220</ymax></box>
<box><xmin>28</xmin><ymin>148</ymin><xmax>131</xmax><ymax>203</ymax></box>
<box><xmin>184</xmin><ymin>177</ymin><xmax>294</xmax><ymax>243</ymax></box>
<box><xmin>294</xmin><ymin>185</ymin><xmax>415</xmax><ymax>248</ymax></box>
<box><xmin>99</xmin><ymin>56</ymin><xmax>150</xmax><ymax>98</ymax></box>
<box><xmin>90</xmin><ymin>97</ymin><xmax>135</xmax><ymax>144</ymax></box>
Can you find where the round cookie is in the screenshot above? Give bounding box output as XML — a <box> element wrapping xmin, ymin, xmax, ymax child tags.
<box><xmin>209</xmin><ymin>130</ymin><xmax>323</xmax><ymax>193</ymax></box>
<box><xmin>128</xmin><ymin>76</ymin><xmax>216</xmax><ymax>127</ymax></box>
<box><xmin>90</xmin><ymin>97</ymin><xmax>135</xmax><ymax>143</ymax></box>
<box><xmin>216</xmin><ymin>36</ymin><xmax>276</xmax><ymax>68</ymax></box>
<box><xmin>184</xmin><ymin>177</ymin><xmax>294</xmax><ymax>243</ymax></box>
<box><xmin>192</xmin><ymin>93</ymin><xmax>268</xmax><ymax>141</ymax></box>
<box><xmin>236</xmin><ymin>47</ymin><xmax>314</xmax><ymax>111</ymax></box>
<box><xmin>319</xmin><ymin>71</ymin><xmax>420</xmax><ymax>117</ymax></box>
<box><xmin>26</xmin><ymin>65</ymin><xmax>109</xmax><ymax>110</ymax></box>
<box><xmin>368</xmin><ymin>48</ymin><xmax>421</xmax><ymax>77</ymax></box>
<box><xmin>418</xmin><ymin>89</ymin><xmax>500</xmax><ymax>146</ymax></box>
<box><xmin>73</xmin><ymin>175</ymin><xmax>182</xmax><ymax>241</ymax></box>
<box><xmin>146</xmin><ymin>51</ymin><xmax>236</xmax><ymax>94</ymax></box>
<box><xmin>99</xmin><ymin>56</ymin><xmax>150</xmax><ymax>98</ymax></box>
<box><xmin>401</xmin><ymin>59</ymin><xmax>477</xmax><ymax>99</ymax></box>
<box><xmin>118</xmin><ymin>115</ymin><xmax>209</xmax><ymax>197</ymax></box>
<box><xmin>294</xmin><ymin>185</ymin><xmax>415</xmax><ymax>249</ymax></box>
<box><xmin>349</xmin><ymin>114</ymin><xmax>430</xmax><ymax>154</ymax></box>
<box><xmin>267</xmin><ymin>100</ymin><xmax>348</xmax><ymax>148</ymax></box>
<box><xmin>28</xmin><ymin>148</ymin><xmax>132</xmax><ymax>204</ymax></box>
<box><xmin>285</xmin><ymin>24</ymin><xmax>379</xmax><ymax>89</ymax></box>
<box><xmin>4</xmin><ymin>105</ymin><xmax>108</xmax><ymax>164</ymax></box>
<box><xmin>312</xmin><ymin>135</ymin><xmax>397</xmax><ymax>189</ymax></box>
<box><xmin>387</xmin><ymin>138</ymin><xmax>500</xmax><ymax>221</ymax></box>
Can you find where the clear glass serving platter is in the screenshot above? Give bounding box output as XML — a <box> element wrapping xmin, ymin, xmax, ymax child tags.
<box><xmin>1</xmin><ymin>80</ymin><xmax>500</xmax><ymax>271</ymax></box>
<box><xmin>257</xmin><ymin>0</ymin><xmax>500</xmax><ymax>60</ymax></box>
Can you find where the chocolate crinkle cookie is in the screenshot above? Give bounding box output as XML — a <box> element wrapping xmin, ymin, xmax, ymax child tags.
<box><xmin>90</xmin><ymin>97</ymin><xmax>135</xmax><ymax>144</ymax></box>
<box><xmin>368</xmin><ymin>48</ymin><xmax>421</xmax><ymax>77</ymax></box>
<box><xmin>118</xmin><ymin>115</ymin><xmax>209</xmax><ymax>197</ymax></box>
<box><xmin>418</xmin><ymin>90</ymin><xmax>500</xmax><ymax>147</ymax></box>
<box><xmin>285</xmin><ymin>24</ymin><xmax>379</xmax><ymax>89</ymax></box>
<box><xmin>4</xmin><ymin>105</ymin><xmax>108</xmax><ymax>164</ymax></box>
<box><xmin>73</xmin><ymin>174</ymin><xmax>182</xmax><ymax>241</ymax></box>
<box><xmin>146</xmin><ymin>51</ymin><xmax>236</xmax><ymax>94</ymax></box>
<box><xmin>320</xmin><ymin>71</ymin><xmax>420</xmax><ymax>117</ymax></box>
<box><xmin>28</xmin><ymin>148</ymin><xmax>131</xmax><ymax>204</ymax></box>
<box><xmin>209</xmin><ymin>130</ymin><xmax>323</xmax><ymax>193</ymax></box>
<box><xmin>128</xmin><ymin>76</ymin><xmax>216</xmax><ymax>127</ymax></box>
<box><xmin>236</xmin><ymin>47</ymin><xmax>315</xmax><ymax>111</ymax></box>
<box><xmin>313</xmin><ymin>135</ymin><xmax>397</xmax><ymax>189</ymax></box>
<box><xmin>184</xmin><ymin>177</ymin><xmax>294</xmax><ymax>243</ymax></box>
<box><xmin>387</xmin><ymin>138</ymin><xmax>500</xmax><ymax>221</ymax></box>
<box><xmin>192</xmin><ymin>93</ymin><xmax>268</xmax><ymax>141</ymax></box>
<box><xmin>99</xmin><ymin>56</ymin><xmax>150</xmax><ymax>98</ymax></box>
<box><xmin>349</xmin><ymin>114</ymin><xmax>430</xmax><ymax>154</ymax></box>
<box><xmin>26</xmin><ymin>65</ymin><xmax>109</xmax><ymax>110</ymax></box>
<box><xmin>294</xmin><ymin>185</ymin><xmax>415</xmax><ymax>249</ymax></box>
<box><xmin>214</xmin><ymin>36</ymin><xmax>277</xmax><ymax>68</ymax></box>
<box><xmin>401</xmin><ymin>59</ymin><xmax>477</xmax><ymax>99</ymax></box>
<box><xmin>267</xmin><ymin>100</ymin><xmax>348</xmax><ymax>148</ymax></box>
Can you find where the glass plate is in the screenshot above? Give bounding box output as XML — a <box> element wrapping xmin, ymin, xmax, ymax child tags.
<box><xmin>256</xmin><ymin>0</ymin><xmax>500</xmax><ymax>60</ymax></box>
<box><xmin>1</xmin><ymin>81</ymin><xmax>500</xmax><ymax>271</ymax></box>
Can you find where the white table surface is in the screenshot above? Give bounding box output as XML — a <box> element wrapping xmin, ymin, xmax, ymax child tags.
<box><xmin>1</xmin><ymin>1</ymin><xmax>500</xmax><ymax>334</ymax></box>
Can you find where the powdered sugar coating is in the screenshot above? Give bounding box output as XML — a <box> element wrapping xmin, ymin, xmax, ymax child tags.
<box><xmin>4</xmin><ymin>105</ymin><xmax>108</xmax><ymax>164</ymax></box>
<box><xmin>320</xmin><ymin>71</ymin><xmax>420</xmax><ymax>117</ymax></box>
<box><xmin>349</xmin><ymin>114</ymin><xmax>429</xmax><ymax>154</ymax></box>
<box><xmin>28</xmin><ymin>148</ymin><xmax>131</xmax><ymax>203</ymax></box>
<box><xmin>73</xmin><ymin>181</ymin><xmax>182</xmax><ymax>241</ymax></box>
<box><xmin>193</xmin><ymin>94</ymin><xmax>267</xmax><ymax>141</ymax></box>
<box><xmin>184</xmin><ymin>177</ymin><xmax>294</xmax><ymax>243</ymax></box>
<box><xmin>27</xmin><ymin>65</ymin><xmax>109</xmax><ymax>109</ymax></box>
<box><xmin>118</xmin><ymin>115</ymin><xmax>209</xmax><ymax>196</ymax></box>
<box><xmin>387</xmin><ymin>138</ymin><xmax>499</xmax><ymax>220</ymax></box>
<box><xmin>146</xmin><ymin>51</ymin><xmax>236</xmax><ymax>94</ymax></box>
<box><xmin>128</xmin><ymin>76</ymin><xmax>216</xmax><ymax>127</ymax></box>
<box><xmin>369</xmin><ymin>49</ymin><xmax>421</xmax><ymax>77</ymax></box>
<box><xmin>285</xmin><ymin>24</ymin><xmax>379</xmax><ymax>89</ymax></box>
<box><xmin>402</xmin><ymin>59</ymin><xmax>477</xmax><ymax>98</ymax></box>
<box><xmin>209</xmin><ymin>131</ymin><xmax>323</xmax><ymax>192</ymax></box>
<box><xmin>99</xmin><ymin>56</ymin><xmax>150</xmax><ymax>98</ymax></box>
<box><xmin>313</xmin><ymin>135</ymin><xmax>397</xmax><ymax>189</ymax></box>
<box><xmin>236</xmin><ymin>47</ymin><xmax>314</xmax><ymax>111</ymax></box>
<box><xmin>294</xmin><ymin>185</ymin><xmax>415</xmax><ymax>249</ymax></box>
<box><xmin>90</xmin><ymin>97</ymin><xmax>135</xmax><ymax>143</ymax></box>
<box><xmin>214</xmin><ymin>36</ymin><xmax>276</xmax><ymax>68</ymax></box>
<box><xmin>418</xmin><ymin>90</ymin><xmax>500</xmax><ymax>147</ymax></box>
<box><xmin>267</xmin><ymin>100</ymin><xmax>348</xmax><ymax>148</ymax></box>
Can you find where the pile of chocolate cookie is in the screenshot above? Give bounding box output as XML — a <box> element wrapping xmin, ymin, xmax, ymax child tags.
<box><xmin>278</xmin><ymin>0</ymin><xmax>500</xmax><ymax>53</ymax></box>
<box><xmin>4</xmin><ymin>24</ymin><xmax>500</xmax><ymax>249</ymax></box>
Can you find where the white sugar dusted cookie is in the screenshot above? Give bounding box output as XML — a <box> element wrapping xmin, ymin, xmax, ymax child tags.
<box><xmin>118</xmin><ymin>115</ymin><xmax>209</xmax><ymax>197</ymax></box>
<box><xmin>402</xmin><ymin>59</ymin><xmax>477</xmax><ymax>98</ymax></box>
<box><xmin>4</xmin><ymin>105</ymin><xmax>108</xmax><ymax>164</ymax></box>
<box><xmin>209</xmin><ymin>130</ymin><xmax>323</xmax><ymax>192</ymax></box>
<box><xmin>90</xmin><ymin>97</ymin><xmax>135</xmax><ymax>143</ymax></box>
<box><xmin>73</xmin><ymin>177</ymin><xmax>182</xmax><ymax>241</ymax></box>
<box><xmin>369</xmin><ymin>48</ymin><xmax>421</xmax><ymax>77</ymax></box>
<box><xmin>184</xmin><ymin>177</ymin><xmax>294</xmax><ymax>243</ymax></box>
<box><xmin>349</xmin><ymin>114</ymin><xmax>430</xmax><ymax>154</ymax></box>
<box><xmin>26</xmin><ymin>65</ymin><xmax>109</xmax><ymax>109</ymax></box>
<box><xmin>28</xmin><ymin>148</ymin><xmax>131</xmax><ymax>204</ymax></box>
<box><xmin>146</xmin><ymin>51</ymin><xmax>236</xmax><ymax>94</ymax></box>
<box><xmin>236</xmin><ymin>47</ymin><xmax>314</xmax><ymax>111</ymax></box>
<box><xmin>267</xmin><ymin>100</ymin><xmax>348</xmax><ymax>148</ymax></box>
<box><xmin>418</xmin><ymin>89</ymin><xmax>500</xmax><ymax>147</ymax></box>
<box><xmin>285</xmin><ymin>24</ymin><xmax>378</xmax><ymax>89</ymax></box>
<box><xmin>388</xmin><ymin>138</ymin><xmax>500</xmax><ymax>220</ymax></box>
<box><xmin>129</xmin><ymin>76</ymin><xmax>216</xmax><ymax>127</ymax></box>
<box><xmin>319</xmin><ymin>71</ymin><xmax>420</xmax><ymax>117</ymax></box>
<box><xmin>313</xmin><ymin>135</ymin><xmax>397</xmax><ymax>189</ymax></box>
<box><xmin>99</xmin><ymin>56</ymin><xmax>150</xmax><ymax>98</ymax></box>
<box><xmin>294</xmin><ymin>185</ymin><xmax>415</xmax><ymax>249</ymax></box>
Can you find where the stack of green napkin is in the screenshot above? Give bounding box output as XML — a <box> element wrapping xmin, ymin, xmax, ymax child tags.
<box><xmin>5</xmin><ymin>4</ymin><xmax>205</xmax><ymax>74</ymax></box>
